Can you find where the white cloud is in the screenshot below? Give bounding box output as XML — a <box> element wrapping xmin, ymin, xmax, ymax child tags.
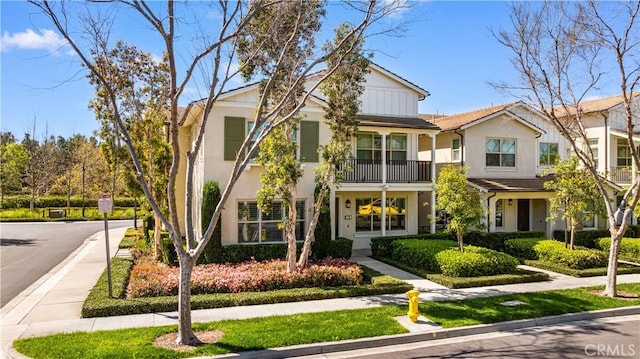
<box><xmin>1</xmin><ymin>28</ymin><xmax>68</xmax><ymax>53</ymax></box>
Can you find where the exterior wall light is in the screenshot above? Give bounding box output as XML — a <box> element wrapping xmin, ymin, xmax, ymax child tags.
<box><xmin>345</xmin><ymin>199</ymin><xmax>351</xmax><ymax>209</ymax></box>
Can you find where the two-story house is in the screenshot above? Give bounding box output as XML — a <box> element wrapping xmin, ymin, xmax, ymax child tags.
<box><xmin>176</xmin><ymin>63</ymin><xmax>439</xmax><ymax>250</ymax></box>
<box><xmin>556</xmin><ymin>94</ymin><xmax>640</xmax><ymax>227</ymax></box>
<box><xmin>419</xmin><ymin>102</ymin><xmax>570</xmax><ymax>237</ymax></box>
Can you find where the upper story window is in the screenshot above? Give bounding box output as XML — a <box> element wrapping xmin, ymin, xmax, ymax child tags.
<box><xmin>486</xmin><ymin>138</ymin><xmax>516</xmax><ymax>167</ymax></box>
<box><xmin>452</xmin><ymin>138</ymin><xmax>461</xmax><ymax>162</ymax></box>
<box><xmin>356</xmin><ymin>132</ymin><xmax>407</xmax><ymax>161</ymax></box>
<box><xmin>587</xmin><ymin>139</ymin><xmax>599</xmax><ymax>168</ymax></box>
<box><xmin>539</xmin><ymin>142</ymin><xmax>559</xmax><ymax>166</ymax></box>
<box><xmin>617</xmin><ymin>139</ymin><xmax>632</xmax><ymax>167</ymax></box>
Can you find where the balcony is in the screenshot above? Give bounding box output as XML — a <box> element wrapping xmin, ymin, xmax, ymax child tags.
<box><xmin>340</xmin><ymin>159</ymin><xmax>431</xmax><ymax>183</ymax></box>
<box><xmin>610</xmin><ymin>166</ymin><xmax>633</xmax><ymax>184</ymax></box>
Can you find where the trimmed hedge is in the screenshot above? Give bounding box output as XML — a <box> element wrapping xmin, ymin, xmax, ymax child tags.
<box><xmin>552</xmin><ymin>230</ymin><xmax>613</xmax><ymax>249</ymax></box>
<box><xmin>504</xmin><ymin>238</ymin><xmax>545</xmax><ymax>260</ymax></box>
<box><xmin>390</xmin><ymin>239</ymin><xmax>456</xmax><ymax>272</ymax></box>
<box><xmin>1</xmin><ymin>195</ymin><xmax>138</xmax><ymax>209</ymax></box>
<box><xmin>435</xmin><ymin>246</ymin><xmax>520</xmax><ymax>277</ymax></box>
<box><xmin>524</xmin><ymin>260</ymin><xmax>640</xmax><ymax>277</ymax></box>
<box><xmin>371</xmin><ymin>231</ymin><xmax>545</xmax><ymax>257</ymax></box>
<box><xmin>534</xmin><ymin>240</ymin><xmax>608</xmax><ymax>270</ymax></box>
<box><xmin>81</xmin><ymin>262</ymin><xmax>412</xmax><ymax>318</ymax></box>
<box><xmin>598</xmin><ymin>237</ymin><xmax>640</xmax><ymax>262</ymax></box>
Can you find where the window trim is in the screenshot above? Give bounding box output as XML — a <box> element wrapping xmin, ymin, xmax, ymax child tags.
<box><xmin>452</xmin><ymin>138</ymin><xmax>461</xmax><ymax>162</ymax></box>
<box><xmin>617</xmin><ymin>138</ymin><xmax>632</xmax><ymax>167</ymax></box>
<box><xmin>355</xmin><ymin>196</ymin><xmax>407</xmax><ymax>232</ymax></box>
<box><xmin>237</xmin><ymin>200</ymin><xmax>305</xmax><ymax>243</ymax></box>
<box><xmin>486</xmin><ymin>138</ymin><xmax>516</xmax><ymax>168</ymax></box>
<box><xmin>539</xmin><ymin>142</ymin><xmax>559</xmax><ymax>166</ymax></box>
<box><xmin>587</xmin><ymin>138</ymin><xmax>599</xmax><ymax>168</ymax></box>
<box><xmin>356</xmin><ymin>132</ymin><xmax>407</xmax><ymax>161</ymax></box>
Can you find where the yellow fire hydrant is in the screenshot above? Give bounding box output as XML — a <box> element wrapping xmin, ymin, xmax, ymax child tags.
<box><xmin>405</xmin><ymin>289</ymin><xmax>420</xmax><ymax>323</ymax></box>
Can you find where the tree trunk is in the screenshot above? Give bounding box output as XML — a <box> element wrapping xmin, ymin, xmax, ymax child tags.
<box><xmin>176</xmin><ymin>252</ymin><xmax>199</xmax><ymax>345</ymax></box>
<box><xmin>154</xmin><ymin>214</ymin><xmax>162</xmax><ymax>261</ymax></box>
<box><xmin>569</xmin><ymin>223</ymin><xmax>576</xmax><ymax>250</ymax></box>
<box><xmin>604</xmin><ymin>233</ymin><xmax>621</xmax><ymax>297</ymax></box>
<box><xmin>457</xmin><ymin>230</ymin><xmax>464</xmax><ymax>253</ymax></box>
<box><xmin>285</xmin><ymin>200</ymin><xmax>297</xmax><ymax>272</ymax></box>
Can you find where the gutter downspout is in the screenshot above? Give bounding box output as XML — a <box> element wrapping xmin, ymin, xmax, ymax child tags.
<box><xmin>454</xmin><ymin>129</ymin><xmax>464</xmax><ymax>166</ymax></box>
<box><xmin>487</xmin><ymin>192</ymin><xmax>497</xmax><ymax>232</ymax></box>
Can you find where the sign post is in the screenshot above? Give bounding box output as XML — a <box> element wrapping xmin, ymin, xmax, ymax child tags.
<box><xmin>98</xmin><ymin>194</ymin><xmax>113</xmax><ymax>298</ymax></box>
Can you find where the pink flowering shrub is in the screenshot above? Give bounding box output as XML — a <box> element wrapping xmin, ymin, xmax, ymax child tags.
<box><xmin>127</xmin><ymin>257</ymin><xmax>363</xmax><ymax>298</ymax></box>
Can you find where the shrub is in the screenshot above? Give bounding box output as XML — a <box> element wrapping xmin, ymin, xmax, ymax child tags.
<box><xmin>127</xmin><ymin>258</ymin><xmax>363</xmax><ymax>298</ymax></box>
<box><xmin>534</xmin><ymin>240</ymin><xmax>608</xmax><ymax>269</ymax></box>
<box><xmin>312</xmin><ymin>184</ymin><xmax>332</xmax><ymax>259</ymax></box>
<box><xmin>325</xmin><ymin>237</ymin><xmax>353</xmax><ymax>259</ymax></box>
<box><xmin>371</xmin><ymin>233</ymin><xmax>455</xmax><ymax>258</ymax></box>
<box><xmin>552</xmin><ymin>230</ymin><xmax>612</xmax><ymax>249</ymax></box>
<box><xmin>0</xmin><ymin>195</ymin><xmax>138</xmax><ymax>209</ymax></box>
<box><xmin>199</xmin><ymin>181</ymin><xmax>222</xmax><ymax>264</ymax></box>
<box><xmin>504</xmin><ymin>238</ymin><xmax>545</xmax><ymax>260</ymax></box>
<box><xmin>598</xmin><ymin>237</ymin><xmax>640</xmax><ymax>262</ymax></box>
<box><xmin>465</xmin><ymin>231</ymin><xmax>545</xmax><ymax>251</ymax></box>
<box><xmin>390</xmin><ymin>239</ymin><xmax>457</xmax><ymax>272</ymax></box>
<box><xmin>435</xmin><ymin>246</ymin><xmax>519</xmax><ymax>277</ymax></box>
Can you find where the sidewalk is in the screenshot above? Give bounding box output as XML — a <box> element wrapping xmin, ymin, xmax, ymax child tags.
<box><xmin>2</xmin><ymin>229</ymin><xmax>639</xmax><ymax>358</ymax></box>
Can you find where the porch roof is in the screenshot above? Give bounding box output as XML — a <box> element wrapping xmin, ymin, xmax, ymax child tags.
<box><xmin>467</xmin><ymin>176</ymin><xmax>554</xmax><ymax>192</ymax></box>
<box><xmin>357</xmin><ymin>115</ymin><xmax>440</xmax><ymax>130</ymax></box>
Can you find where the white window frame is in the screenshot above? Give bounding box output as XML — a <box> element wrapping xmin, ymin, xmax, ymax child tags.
<box><xmin>587</xmin><ymin>138</ymin><xmax>599</xmax><ymax>168</ymax></box>
<box><xmin>452</xmin><ymin>138</ymin><xmax>460</xmax><ymax>162</ymax></box>
<box><xmin>237</xmin><ymin>200</ymin><xmax>305</xmax><ymax>243</ymax></box>
<box><xmin>539</xmin><ymin>142</ymin><xmax>559</xmax><ymax>166</ymax></box>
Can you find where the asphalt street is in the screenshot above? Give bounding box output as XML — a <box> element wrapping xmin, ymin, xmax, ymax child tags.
<box><xmin>326</xmin><ymin>318</ymin><xmax>640</xmax><ymax>359</ymax></box>
<box><xmin>0</xmin><ymin>220</ymin><xmax>134</xmax><ymax>307</ymax></box>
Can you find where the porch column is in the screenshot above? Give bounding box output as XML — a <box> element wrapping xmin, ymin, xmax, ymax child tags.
<box><xmin>380</xmin><ymin>131</ymin><xmax>389</xmax><ymax>237</ymax></box>
<box><xmin>430</xmin><ymin>133</ymin><xmax>437</xmax><ymax>234</ymax></box>
<box><xmin>545</xmin><ymin>198</ymin><xmax>552</xmax><ymax>238</ymax></box>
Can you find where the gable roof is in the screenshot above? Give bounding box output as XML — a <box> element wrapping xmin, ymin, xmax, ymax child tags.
<box><xmin>429</xmin><ymin>102</ymin><xmax>545</xmax><ymax>134</ymax></box>
<box><xmin>553</xmin><ymin>93</ymin><xmax>639</xmax><ymax>117</ymax></box>
<box><xmin>368</xmin><ymin>63</ymin><xmax>430</xmax><ymax>100</ymax></box>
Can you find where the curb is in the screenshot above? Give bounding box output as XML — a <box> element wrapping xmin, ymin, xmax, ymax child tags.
<box><xmin>206</xmin><ymin>306</ymin><xmax>640</xmax><ymax>359</ymax></box>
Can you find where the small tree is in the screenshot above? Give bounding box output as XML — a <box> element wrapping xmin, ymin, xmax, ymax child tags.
<box><xmin>435</xmin><ymin>165</ymin><xmax>484</xmax><ymax>252</ymax></box>
<box><xmin>544</xmin><ymin>156</ymin><xmax>605</xmax><ymax>249</ymax></box>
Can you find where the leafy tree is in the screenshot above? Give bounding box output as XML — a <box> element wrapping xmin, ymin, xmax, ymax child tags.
<box><xmin>0</xmin><ymin>142</ymin><xmax>30</xmax><ymax>201</ymax></box>
<box><xmin>435</xmin><ymin>165</ymin><xmax>484</xmax><ymax>252</ymax></box>
<box><xmin>31</xmin><ymin>0</ymin><xmax>393</xmax><ymax>345</ymax></box>
<box><xmin>496</xmin><ymin>1</ymin><xmax>640</xmax><ymax>297</ymax></box>
<box><xmin>88</xmin><ymin>41</ymin><xmax>171</xmax><ymax>260</ymax></box>
<box><xmin>544</xmin><ymin>156</ymin><xmax>605</xmax><ymax>249</ymax></box>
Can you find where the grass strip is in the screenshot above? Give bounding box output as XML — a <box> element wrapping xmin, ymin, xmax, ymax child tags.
<box><xmin>82</xmin><ymin>259</ymin><xmax>413</xmax><ymax>317</ymax></box>
<box><xmin>15</xmin><ymin>283</ymin><xmax>640</xmax><ymax>359</ymax></box>
<box><xmin>524</xmin><ymin>260</ymin><xmax>640</xmax><ymax>277</ymax></box>
<box><xmin>373</xmin><ymin>256</ymin><xmax>550</xmax><ymax>288</ymax></box>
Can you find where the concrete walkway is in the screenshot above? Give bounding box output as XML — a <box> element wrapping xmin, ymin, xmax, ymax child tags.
<box><xmin>2</xmin><ymin>229</ymin><xmax>639</xmax><ymax>358</ymax></box>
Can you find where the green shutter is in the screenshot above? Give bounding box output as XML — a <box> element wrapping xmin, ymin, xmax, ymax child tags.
<box><xmin>300</xmin><ymin>120</ymin><xmax>319</xmax><ymax>162</ymax></box>
<box><xmin>224</xmin><ymin>117</ymin><xmax>245</xmax><ymax>161</ymax></box>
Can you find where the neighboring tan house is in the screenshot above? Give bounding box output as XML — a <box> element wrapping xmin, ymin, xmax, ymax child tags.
<box><xmin>555</xmin><ymin>94</ymin><xmax>640</xmax><ymax>227</ymax></box>
<box><xmin>177</xmin><ymin>63</ymin><xmax>439</xmax><ymax>250</ymax></box>
<box><xmin>419</xmin><ymin>102</ymin><xmax>571</xmax><ymax>236</ymax></box>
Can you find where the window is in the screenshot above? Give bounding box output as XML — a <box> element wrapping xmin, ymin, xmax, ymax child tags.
<box><xmin>588</xmin><ymin>139</ymin><xmax>599</xmax><ymax>168</ymax></box>
<box><xmin>355</xmin><ymin>197</ymin><xmax>406</xmax><ymax>232</ymax></box>
<box><xmin>237</xmin><ymin>200</ymin><xmax>305</xmax><ymax>242</ymax></box>
<box><xmin>452</xmin><ymin>138</ymin><xmax>460</xmax><ymax>162</ymax></box>
<box><xmin>582</xmin><ymin>203</ymin><xmax>596</xmax><ymax>229</ymax></box>
<box><xmin>539</xmin><ymin>142</ymin><xmax>559</xmax><ymax>166</ymax></box>
<box><xmin>617</xmin><ymin>139</ymin><xmax>632</xmax><ymax>167</ymax></box>
<box><xmin>486</xmin><ymin>138</ymin><xmax>516</xmax><ymax>167</ymax></box>
<box><xmin>356</xmin><ymin>132</ymin><xmax>407</xmax><ymax>161</ymax></box>
<box><xmin>495</xmin><ymin>199</ymin><xmax>504</xmax><ymax>228</ymax></box>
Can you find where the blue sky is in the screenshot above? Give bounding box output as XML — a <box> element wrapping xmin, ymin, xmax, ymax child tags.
<box><xmin>0</xmin><ymin>1</ymin><xmax>619</xmax><ymax>141</ymax></box>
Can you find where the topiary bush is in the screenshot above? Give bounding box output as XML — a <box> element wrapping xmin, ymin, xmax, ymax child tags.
<box><xmin>504</xmin><ymin>238</ymin><xmax>545</xmax><ymax>260</ymax></box>
<box><xmin>312</xmin><ymin>184</ymin><xmax>332</xmax><ymax>259</ymax></box>
<box><xmin>464</xmin><ymin>231</ymin><xmax>545</xmax><ymax>251</ymax></box>
<box><xmin>552</xmin><ymin>230</ymin><xmax>613</xmax><ymax>249</ymax></box>
<box><xmin>435</xmin><ymin>246</ymin><xmax>519</xmax><ymax>277</ymax></box>
<box><xmin>534</xmin><ymin>240</ymin><xmax>608</xmax><ymax>269</ymax></box>
<box><xmin>597</xmin><ymin>237</ymin><xmax>640</xmax><ymax>262</ymax></box>
<box><xmin>390</xmin><ymin>239</ymin><xmax>457</xmax><ymax>272</ymax></box>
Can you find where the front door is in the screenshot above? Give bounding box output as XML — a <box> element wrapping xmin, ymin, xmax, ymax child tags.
<box><xmin>517</xmin><ymin>199</ymin><xmax>530</xmax><ymax>231</ymax></box>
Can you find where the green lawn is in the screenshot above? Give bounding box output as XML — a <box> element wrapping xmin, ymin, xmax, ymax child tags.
<box><xmin>14</xmin><ymin>283</ymin><xmax>640</xmax><ymax>359</ymax></box>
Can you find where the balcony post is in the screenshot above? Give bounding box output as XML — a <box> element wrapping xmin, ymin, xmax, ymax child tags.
<box><xmin>381</xmin><ymin>186</ymin><xmax>387</xmax><ymax>237</ymax></box>
<box><xmin>431</xmin><ymin>133</ymin><xmax>437</xmax><ymax>234</ymax></box>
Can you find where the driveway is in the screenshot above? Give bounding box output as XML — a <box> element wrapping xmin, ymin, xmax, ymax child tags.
<box><xmin>0</xmin><ymin>220</ymin><xmax>134</xmax><ymax>307</ymax></box>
